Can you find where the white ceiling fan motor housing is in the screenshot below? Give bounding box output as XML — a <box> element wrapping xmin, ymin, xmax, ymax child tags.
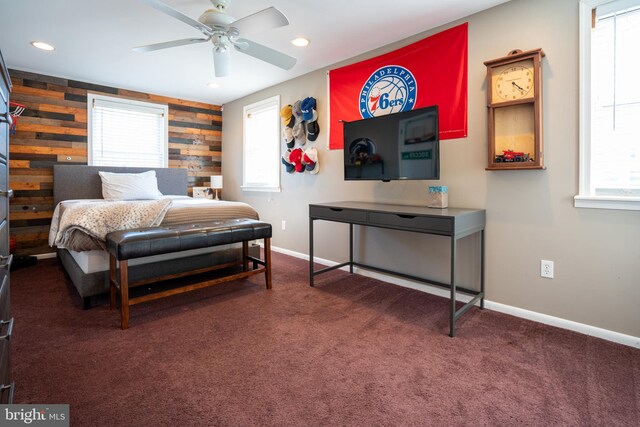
<box><xmin>200</xmin><ymin>0</ymin><xmax>235</xmax><ymax>28</ymax></box>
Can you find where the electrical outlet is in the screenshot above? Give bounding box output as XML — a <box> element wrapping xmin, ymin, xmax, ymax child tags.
<box><xmin>281</xmin><ymin>220</ymin><xmax>286</xmax><ymax>230</ymax></box>
<box><xmin>541</xmin><ymin>260</ymin><xmax>554</xmax><ymax>279</ymax></box>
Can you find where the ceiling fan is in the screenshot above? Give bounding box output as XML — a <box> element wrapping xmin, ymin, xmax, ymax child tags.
<box><xmin>134</xmin><ymin>0</ymin><xmax>297</xmax><ymax>77</ymax></box>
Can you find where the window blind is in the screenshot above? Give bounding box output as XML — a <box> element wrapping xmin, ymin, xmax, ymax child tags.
<box><xmin>591</xmin><ymin>1</ymin><xmax>640</xmax><ymax>195</ymax></box>
<box><xmin>242</xmin><ymin>96</ymin><xmax>280</xmax><ymax>191</ymax></box>
<box><xmin>89</xmin><ymin>95</ymin><xmax>168</xmax><ymax>167</ymax></box>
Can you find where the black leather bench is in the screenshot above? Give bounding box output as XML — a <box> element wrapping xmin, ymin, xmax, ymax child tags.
<box><xmin>106</xmin><ymin>219</ymin><xmax>272</xmax><ymax>329</ymax></box>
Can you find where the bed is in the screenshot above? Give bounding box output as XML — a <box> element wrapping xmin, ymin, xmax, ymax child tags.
<box><xmin>51</xmin><ymin>165</ymin><xmax>260</xmax><ymax>308</ymax></box>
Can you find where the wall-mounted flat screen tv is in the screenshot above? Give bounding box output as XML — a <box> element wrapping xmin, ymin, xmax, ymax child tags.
<box><xmin>344</xmin><ymin>105</ymin><xmax>439</xmax><ymax>181</ymax></box>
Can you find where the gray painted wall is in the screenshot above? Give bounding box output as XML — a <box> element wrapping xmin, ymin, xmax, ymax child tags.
<box><xmin>222</xmin><ymin>0</ymin><xmax>640</xmax><ymax>337</ymax></box>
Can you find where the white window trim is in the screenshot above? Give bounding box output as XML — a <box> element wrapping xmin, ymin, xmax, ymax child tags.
<box><xmin>575</xmin><ymin>0</ymin><xmax>640</xmax><ymax>210</ymax></box>
<box><xmin>242</xmin><ymin>95</ymin><xmax>281</xmax><ymax>192</ymax></box>
<box><xmin>87</xmin><ymin>93</ymin><xmax>169</xmax><ymax>167</ymax></box>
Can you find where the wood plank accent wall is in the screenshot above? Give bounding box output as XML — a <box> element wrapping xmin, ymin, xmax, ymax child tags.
<box><xmin>8</xmin><ymin>69</ymin><xmax>222</xmax><ymax>256</ymax></box>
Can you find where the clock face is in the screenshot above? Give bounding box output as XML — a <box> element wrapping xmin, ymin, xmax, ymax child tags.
<box><xmin>492</xmin><ymin>59</ymin><xmax>535</xmax><ymax>102</ymax></box>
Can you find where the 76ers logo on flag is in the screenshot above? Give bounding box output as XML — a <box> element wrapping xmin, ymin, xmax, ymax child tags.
<box><xmin>359</xmin><ymin>65</ymin><xmax>417</xmax><ymax>118</ymax></box>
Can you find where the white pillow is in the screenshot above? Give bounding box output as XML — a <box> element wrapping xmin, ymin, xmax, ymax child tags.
<box><xmin>98</xmin><ymin>170</ymin><xmax>163</xmax><ymax>200</ymax></box>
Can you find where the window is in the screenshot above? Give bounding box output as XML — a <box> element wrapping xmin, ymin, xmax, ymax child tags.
<box><xmin>242</xmin><ymin>95</ymin><xmax>280</xmax><ymax>192</ymax></box>
<box><xmin>576</xmin><ymin>0</ymin><xmax>640</xmax><ymax>210</ymax></box>
<box><xmin>88</xmin><ymin>93</ymin><xmax>168</xmax><ymax>167</ymax></box>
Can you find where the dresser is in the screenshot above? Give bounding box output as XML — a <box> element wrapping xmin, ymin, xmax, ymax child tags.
<box><xmin>0</xmin><ymin>49</ymin><xmax>14</xmax><ymax>403</ymax></box>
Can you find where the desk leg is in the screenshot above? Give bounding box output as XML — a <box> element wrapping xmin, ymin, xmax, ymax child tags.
<box><xmin>349</xmin><ymin>223</ymin><xmax>354</xmax><ymax>274</ymax></box>
<box><xmin>309</xmin><ymin>217</ymin><xmax>314</xmax><ymax>287</ymax></box>
<box><xmin>480</xmin><ymin>229</ymin><xmax>485</xmax><ymax>310</ymax></box>
<box><xmin>264</xmin><ymin>237</ymin><xmax>272</xmax><ymax>289</ymax></box>
<box><xmin>449</xmin><ymin>237</ymin><xmax>457</xmax><ymax>337</ymax></box>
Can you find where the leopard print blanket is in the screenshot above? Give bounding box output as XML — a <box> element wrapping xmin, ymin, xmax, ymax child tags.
<box><xmin>50</xmin><ymin>198</ymin><xmax>173</xmax><ymax>250</ymax></box>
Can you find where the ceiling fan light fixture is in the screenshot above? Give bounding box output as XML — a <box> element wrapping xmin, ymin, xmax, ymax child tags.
<box><xmin>31</xmin><ymin>41</ymin><xmax>55</xmax><ymax>51</ymax></box>
<box><xmin>291</xmin><ymin>37</ymin><xmax>309</xmax><ymax>47</ymax></box>
<box><xmin>213</xmin><ymin>49</ymin><xmax>230</xmax><ymax>77</ymax></box>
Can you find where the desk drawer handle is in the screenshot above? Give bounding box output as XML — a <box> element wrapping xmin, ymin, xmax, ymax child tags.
<box><xmin>0</xmin><ymin>318</ymin><xmax>13</xmax><ymax>341</ymax></box>
<box><xmin>329</xmin><ymin>208</ymin><xmax>344</xmax><ymax>212</ymax></box>
<box><xmin>0</xmin><ymin>382</ymin><xmax>15</xmax><ymax>404</ymax></box>
<box><xmin>397</xmin><ymin>214</ymin><xmax>416</xmax><ymax>219</ymax></box>
<box><xmin>0</xmin><ymin>254</ymin><xmax>12</xmax><ymax>271</ymax></box>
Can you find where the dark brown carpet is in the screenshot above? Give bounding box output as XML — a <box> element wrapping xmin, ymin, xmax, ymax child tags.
<box><xmin>10</xmin><ymin>253</ymin><xmax>640</xmax><ymax>426</ymax></box>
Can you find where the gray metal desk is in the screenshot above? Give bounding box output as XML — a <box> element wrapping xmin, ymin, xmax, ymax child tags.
<box><xmin>309</xmin><ymin>201</ymin><xmax>486</xmax><ymax>337</ymax></box>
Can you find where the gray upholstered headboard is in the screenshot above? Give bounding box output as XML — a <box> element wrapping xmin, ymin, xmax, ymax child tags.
<box><xmin>53</xmin><ymin>165</ymin><xmax>188</xmax><ymax>204</ymax></box>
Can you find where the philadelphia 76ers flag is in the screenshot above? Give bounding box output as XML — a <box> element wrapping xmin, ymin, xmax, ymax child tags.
<box><xmin>328</xmin><ymin>22</ymin><xmax>468</xmax><ymax>149</ymax></box>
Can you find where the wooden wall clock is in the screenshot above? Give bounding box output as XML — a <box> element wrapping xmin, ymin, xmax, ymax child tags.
<box><xmin>484</xmin><ymin>48</ymin><xmax>545</xmax><ymax>170</ymax></box>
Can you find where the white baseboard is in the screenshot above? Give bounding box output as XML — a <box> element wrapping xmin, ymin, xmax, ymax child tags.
<box><xmin>483</xmin><ymin>301</ymin><xmax>640</xmax><ymax>349</ymax></box>
<box><xmin>270</xmin><ymin>245</ymin><xmax>640</xmax><ymax>349</ymax></box>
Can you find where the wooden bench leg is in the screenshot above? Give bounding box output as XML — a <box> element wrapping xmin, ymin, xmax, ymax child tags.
<box><xmin>242</xmin><ymin>241</ymin><xmax>249</xmax><ymax>272</ymax></box>
<box><xmin>109</xmin><ymin>255</ymin><xmax>117</xmax><ymax>310</ymax></box>
<box><xmin>264</xmin><ymin>237</ymin><xmax>272</xmax><ymax>289</ymax></box>
<box><xmin>119</xmin><ymin>260</ymin><xmax>129</xmax><ymax>330</ymax></box>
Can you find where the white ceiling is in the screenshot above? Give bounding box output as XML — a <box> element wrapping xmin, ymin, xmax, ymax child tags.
<box><xmin>0</xmin><ymin>0</ymin><xmax>510</xmax><ymax>105</ymax></box>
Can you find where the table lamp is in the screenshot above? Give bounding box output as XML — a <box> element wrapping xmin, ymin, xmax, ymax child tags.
<box><xmin>210</xmin><ymin>175</ymin><xmax>223</xmax><ymax>200</ymax></box>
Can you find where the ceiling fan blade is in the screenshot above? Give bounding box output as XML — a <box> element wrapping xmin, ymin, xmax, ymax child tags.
<box><xmin>133</xmin><ymin>38</ymin><xmax>209</xmax><ymax>52</ymax></box>
<box><xmin>140</xmin><ymin>0</ymin><xmax>213</xmax><ymax>35</ymax></box>
<box><xmin>213</xmin><ymin>49</ymin><xmax>231</xmax><ymax>77</ymax></box>
<box><xmin>229</xmin><ymin>7</ymin><xmax>289</xmax><ymax>36</ymax></box>
<box><xmin>234</xmin><ymin>39</ymin><xmax>297</xmax><ymax>70</ymax></box>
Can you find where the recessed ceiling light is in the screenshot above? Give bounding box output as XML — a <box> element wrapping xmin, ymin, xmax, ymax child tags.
<box><xmin>291</xmin><ymin>37</ymin><xmax>310</xmax><ymax>47</ymax></box>
<box><xmin>207</xmin><ymin>82</ymin><xmax>221</xmax><ymax>89</ymax></box>
<box><xmin>31</xmin><ymin>41</ymin><xmax>55</xmax><ymax>51</ymax></box>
